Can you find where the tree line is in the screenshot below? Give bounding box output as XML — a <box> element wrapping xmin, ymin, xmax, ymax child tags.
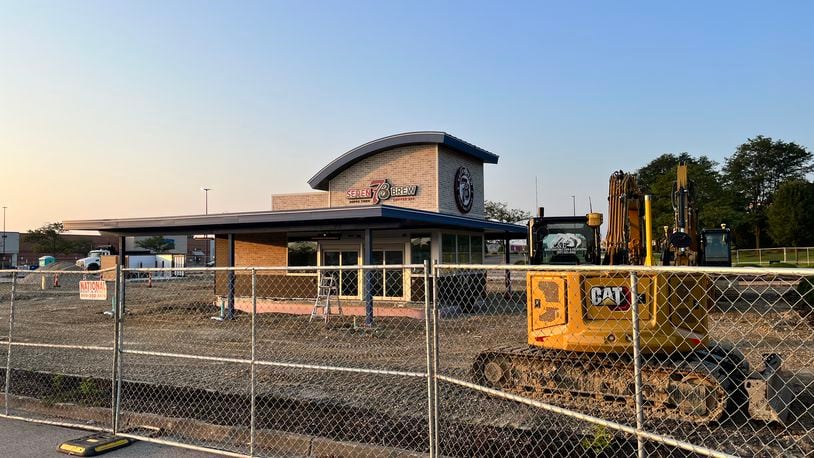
<box><xmin>636</xmin><ymin>135</ymin><xmax>813</xmax><ymax>249</ymax></box>
<box><xmin>486</xmin><ymin>135</ymin><xmax>813</xmax><ymax>249</ymax></box>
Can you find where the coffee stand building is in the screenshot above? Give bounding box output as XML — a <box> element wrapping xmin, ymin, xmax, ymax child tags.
<box><xmin>65</xmin><ymin>132</ymin><xmax>526</xmax><ymax>322</ymax></box>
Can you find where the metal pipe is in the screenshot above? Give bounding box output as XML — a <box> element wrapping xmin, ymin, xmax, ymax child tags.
<box><xmin>118</xmin><ymin>348</ymin><xmax>427</xmax><ymax>378</ymax></box>
<box><xmin>4</xmin><ymin>272</ymin><xmax>17</xmax><ymax>415</ymax></box>
<box><xmin>116</xmin><ymin>432</ymin><xmax>250</xmax><ymax>458</ymax></box>
<box><xmin>111</xmin><ymin>262</ymin><xmax>121</xmax><ymax>432</ymax></box>
<box><xmin>250</xmin><ymin>268</ymin><xmax>256</xmax><ymax>457</ymax></box>
<box><xmin>121</xmin><ymin>264</ymin><xmax>425</xmax><ymax>272</ymax></box>
<box><xmin>115</xmin><ymin>237</ymin><xmax>126</xmax><ymax>433</ymax></box>
<box><xmin>10</xmin><ymin>342</ymin><xmax>112</xmax><ymax>351</ymax></box>
<box><xmin>431</xmin><ymin>260</ymin><xmax>440</xmax><ymax>457</ymax></box>
<box><xmin>422</xmin><ymin>260</ymin><xmax>435</xmax><ymax>457</ymax></box>
<box><xmin>630</xmin><ymin>272</ymin><xmax>645</xmax><ymax>458</ymax></box>
<box><xmin>432</xmin><ymin>263</ymin><xmax>814</xmax><ymax>277</ymax></box>
<box><xmin>644</xmin><ymin>195</ymin><xmax>653</xmax><ymax>266</ymax></box>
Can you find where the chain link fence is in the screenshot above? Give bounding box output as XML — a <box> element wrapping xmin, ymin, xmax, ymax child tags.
<box><xmin>0</xmin><ymin>268</ymin><xmax>116</xmax><ymax>431</ymax></box>
<box><xmin>1</xmin><ymin>264</ymin><xmax>813</xmax><ymax>457</ymax></box>
<box><xmin>434</xmin><ymin>264</ymin><xmax>814</xmax><ymax>458</ymax></box>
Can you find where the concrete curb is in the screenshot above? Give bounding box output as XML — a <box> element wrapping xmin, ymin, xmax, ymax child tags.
<box><xmin>0</xmin><ymin>394</ymin><xmax>428</xmax><ymax>457</ymax></box>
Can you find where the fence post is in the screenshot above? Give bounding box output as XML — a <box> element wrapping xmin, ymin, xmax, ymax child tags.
<box><xmin>115</xmin><ymin>264</ymin><xmax>126</xmax><ymax>433</ymax></box>
<box><xmin>4</xmin><ymin>271</ymin><xmax>17</xmax><ymax>416</ymax></box>
<box><xmin>422</xmin><ymin>261</ymin><xmax>436</xmax><ymax>457</ymax></box>
<box><xmin>111</xmin><ymin>264</ymin><xmax>121</xmax><ymax>432</ymax></box>
<box><xmin>250</xmin><ymin>268</ymin><xmax>257</xmax><ymax>457</ymax></box>
<box><xmin>736</xmin><ymin>249</ymin><xmax>740</xmax><ymax>265</ymax></box>
<box><xmin>431</xmin><ymin>260</ymin><xmax>440</xmax><ymax>457</ymax></box>
<box><xmin>783</xmin><ymin>248</ymin><xmax>788</xmax><ymax>263</ymax></box>
<box><xmin>630</xmin><ymin>271</ymin><xmax>645</xmax><ymax>458</ymax></box>
<box><xmin>758</xmin><ymin>249</ymin><xmax>762</xmax><ymax>265</ymax></box>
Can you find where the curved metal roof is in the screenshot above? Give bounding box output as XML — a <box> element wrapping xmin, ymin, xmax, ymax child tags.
<box><xmin>307</xmin><ymin>131</ymin><xmax>499</xmax><ymax>190</ymax></box>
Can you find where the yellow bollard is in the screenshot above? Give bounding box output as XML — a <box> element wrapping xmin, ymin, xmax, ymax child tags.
<box><xmin>644</xmin><ymin>195</ymin><xmax>653</xmax><ymax>266</ymax></box>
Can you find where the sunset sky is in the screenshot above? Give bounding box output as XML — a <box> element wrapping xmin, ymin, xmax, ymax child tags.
<box><xmin>2</xmin><ymin>1</ymin><xmax>813</xmax><ymax>232</ymax></box>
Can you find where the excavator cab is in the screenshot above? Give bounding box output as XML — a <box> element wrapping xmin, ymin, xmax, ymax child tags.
<box><xmin>528</xmin><ymin>209</ymin><xmax>602</xmax><ymax>265</ymax></box>
<box><xmin>700</xmin><ymin>227</ymin><xmax>732</xmax><ymax>267</ymax></box>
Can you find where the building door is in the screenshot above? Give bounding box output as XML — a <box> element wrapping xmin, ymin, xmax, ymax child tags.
<box><xmin>372</xmin><ymin>250</ymin><xmax>404</xmax><ymax>298</ymax></box>
<box><xmin>322</xmin><ymin>250</ymin><xmax>359</xmax><ymax>297</ymax></box>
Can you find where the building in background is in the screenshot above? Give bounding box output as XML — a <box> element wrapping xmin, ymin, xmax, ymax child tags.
<box><xmin>1</xmin><ymin>231</ymin><xmax>20</xmax><ymax>268</ymax></box>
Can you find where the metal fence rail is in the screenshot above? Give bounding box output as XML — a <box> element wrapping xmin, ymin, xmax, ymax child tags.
<box><xmin>734</xmin><ymin>246</ymin><xmax>814</xmax><ymax>266</ymax></box>
<box><xmin>1</xmin><ymin>263</ymin><xmax>812</xmax><ymax>457</ymax></box>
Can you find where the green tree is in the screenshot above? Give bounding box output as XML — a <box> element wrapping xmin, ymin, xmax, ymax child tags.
<box><xmin>24</xmin><ymin>222</ymin><xmax>73</xmax><ymax>257</ymax></box>
<box><xmin>136</xmin><ymin>236</ymin><xmax>176</xmax><ymax>253</ymax></box>
<box><xmin>484</xmin><ymin>201</ymin><xmax>529</xmax><ymax>254</ymax></box>
<box><xmin>722</xmin><ymin>135</ymin><xmax>813</xmax><ymax>248</ymax></box>
<box><xmin>767</xmin><ymin>180</ymin><xmax>814</xmax><ymax>247</ymax></box>
<box><xmin>635</xmin><ymin>153</ymin><xmax>740</xmax><ymax>236</ymax></box>
<box><xmin>485</xmin><ymin>201</ymin><xmax>531</xmax><ymax>223</ymax></box>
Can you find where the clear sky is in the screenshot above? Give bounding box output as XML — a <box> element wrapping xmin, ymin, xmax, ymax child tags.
<box><xmin>2</xmin><ymin>1</ymin><xmax>812</xmax><ymax>232</ymax></box>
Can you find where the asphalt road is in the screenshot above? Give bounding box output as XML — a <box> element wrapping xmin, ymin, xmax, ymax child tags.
<box><xmin>0</xmin><ymin>417</ymin><xmax>217</xmax><ymax>457</ymax></box>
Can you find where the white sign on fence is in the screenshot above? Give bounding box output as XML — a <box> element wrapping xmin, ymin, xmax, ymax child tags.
<box><xmin>79</xmin><ymin>280</ymin><xmax>108</xmax><ymax>301</ymax></box>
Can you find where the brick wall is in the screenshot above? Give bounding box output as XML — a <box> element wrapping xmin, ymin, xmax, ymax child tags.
<box><xmin>272</xmin><ymin>192</ymin><xmax>329</xmax><ymax>211</ymax></box>
<box><xmin>328</xmin><ymin>145</ymin><xmax>438</xmax><ymax>211</ymax></box>
<box><xmin>437</xmin><ymin>145</ymin><xmax>485</xmax><ymax>218</ymax></box>
<box><xmin>215</xmin><ymin>233</ymin><xmax>287</xmax><ymax>267</ymax></box>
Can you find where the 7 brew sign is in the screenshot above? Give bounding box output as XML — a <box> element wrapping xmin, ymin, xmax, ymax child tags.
<box><xmin>589</xmin><ymin>285</ymin><xmax>646</xmax><ymax>311</ymax></box>
<box><xmin>346</xmin><ymin>179</ymin><xmax>418</xmax><ymax>204</ymax></box>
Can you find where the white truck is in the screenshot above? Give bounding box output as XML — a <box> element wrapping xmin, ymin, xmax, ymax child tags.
<box><xmin>75</xmin><ymin>249</ymin><xmax>111</xmax><ymax>271</ymax></box>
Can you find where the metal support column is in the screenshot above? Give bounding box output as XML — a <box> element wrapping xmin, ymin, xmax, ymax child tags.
<box><xmin>113</xmin><ymin>236</ymin><xmax>126</xmax><ymax>432</ymax></box>
<box><xmin>504</xmin><ymin>237</ymin><xmax>512</xmax><ymax>296</ymax></box>
<box><xmin>630</xmin><ymin>271</ymin><xmax>645</xmax><ymax>458</ymax></box>
<box><xmin>431</xmin><ymin>260</ymin><xmax>440</xmax><ymax>457</ymax></box>
<box><xmin>422</xmin><ymin>260</ymin><xmax>436</xmax><ymax>457</ymax></box>
<box><xmin>363</xmin><ymin>228</ymin><xmax>374</xmax><ymax>326</ymax></box>
<box><xmin>227</xmin><ymin>234</ymin><xmax>235</xmax><ymax>320</ymax></box>
<box><xmin>250</xmin><ymin>268</ymin><xmax>257</xmax><ymax>456</ymax></box>
<box><xmin>4</xmin><ymin>271</ymin><xmax>17</xmax><ymax>415</ymax></box>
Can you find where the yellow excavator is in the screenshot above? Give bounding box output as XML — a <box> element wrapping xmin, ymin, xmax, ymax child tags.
<box><xmin>660</xmin><ymin>162</ymin><xmax>733</xmax><ymax>267</ymax></box>
<box><xmin>473</xmin><ymin>169</ymin><xmax>788</xmax><ymax>424</ymax></box>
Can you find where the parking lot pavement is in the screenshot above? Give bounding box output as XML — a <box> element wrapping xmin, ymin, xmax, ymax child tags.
<box><xmin>0</xmin><ymin>417</ymin><xmax>217</xmax><ymax>457</ymax></box>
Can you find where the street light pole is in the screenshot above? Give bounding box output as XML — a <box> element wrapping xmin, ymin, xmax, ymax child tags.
<box><xmin>1</xmin><ymin>206</ymin><xmax>6</xmax><ymax>268</ymax></box>
<box><xmin>201</xmin><ymin>187</ymin><xmax>211</xmax><ymax>215</ymax></box>
<box><xmin>571</xmin><ymin>196</ymin><xmax>576</xmax><ymax>216</ymax></box>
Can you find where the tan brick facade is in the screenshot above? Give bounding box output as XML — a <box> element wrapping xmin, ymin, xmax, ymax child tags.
<box><xmin>327</xmin><ymin>144</ymin><xmax>439</xmax><ymax>211</ymax></box>
<box><xmin>215</xmin><ymin>233</ymin><xmax>287</xmax><ymax>267</ymax></box>
<box><xmin>272</xmin><ymin>192</ymin><xmax>329</xmax><ymax>211</ymax></box>
<box><xmin>268</xmin><ymin>139</ymin><xmax>488</xmax><ymax>218</ymax></box>
<box><xmin>437</xmin><ymin>145</ymin><xmax>485</xmax><ymax>218</ymax></box>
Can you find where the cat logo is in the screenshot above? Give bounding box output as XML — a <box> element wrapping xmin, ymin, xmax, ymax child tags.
<box><xmin>589</xmin><ymin>286</ymin><xmax>646</xmax><ymax>311</ymax></box>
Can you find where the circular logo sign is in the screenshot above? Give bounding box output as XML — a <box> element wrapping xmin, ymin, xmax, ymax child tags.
<box><xmin>454</xmin><ymin>166</ymin><xmax>474</xmax><ymax>213</ymax></box>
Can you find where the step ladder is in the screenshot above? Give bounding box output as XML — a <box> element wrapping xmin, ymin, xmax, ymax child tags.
<box><xmin>310</xmin><ymin>272</ymin><xmax>342</xmax><ymax>323</ymax></box>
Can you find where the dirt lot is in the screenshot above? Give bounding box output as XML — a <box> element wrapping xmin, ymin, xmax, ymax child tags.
<box><xmin>1</xmin><ymin>271</ymin><xmax>813</xmax><ymax>456</ymax></box>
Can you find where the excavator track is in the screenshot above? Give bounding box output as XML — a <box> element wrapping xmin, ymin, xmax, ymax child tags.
<box><xmin>473</xmin><ymin>345</ymin><xmax>746</xmax><ymax>424</ymax></box>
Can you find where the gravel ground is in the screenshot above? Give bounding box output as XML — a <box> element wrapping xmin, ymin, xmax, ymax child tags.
<box><xmin>0</xmin><ymin>272</ymin><xmax>813</xmax><ymax>456</ymax></box>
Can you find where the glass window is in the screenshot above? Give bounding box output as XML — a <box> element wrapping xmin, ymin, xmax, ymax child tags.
<box><xmin>442</xmin><ymin>234</ymin><xmax>457</xmax><ymax>263</ymax></box>
<box><xmin>288</xmin><ymin>241</ymin><xmax>317</xmax><ymax>267</ymax></box>
<box><xmin>410</xmin><ymin>235</ymin><xmax>432</xmax><ymax>265</ymax></box>
<box><xmin>457</xmin><ymin>235</ymin><xmax>470</xmax><ymax>264</ymax></box>
<box><xmin>471</xmin><ymin>235</ymin><xmax>484</xmax><ymax>264</ymax></box>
